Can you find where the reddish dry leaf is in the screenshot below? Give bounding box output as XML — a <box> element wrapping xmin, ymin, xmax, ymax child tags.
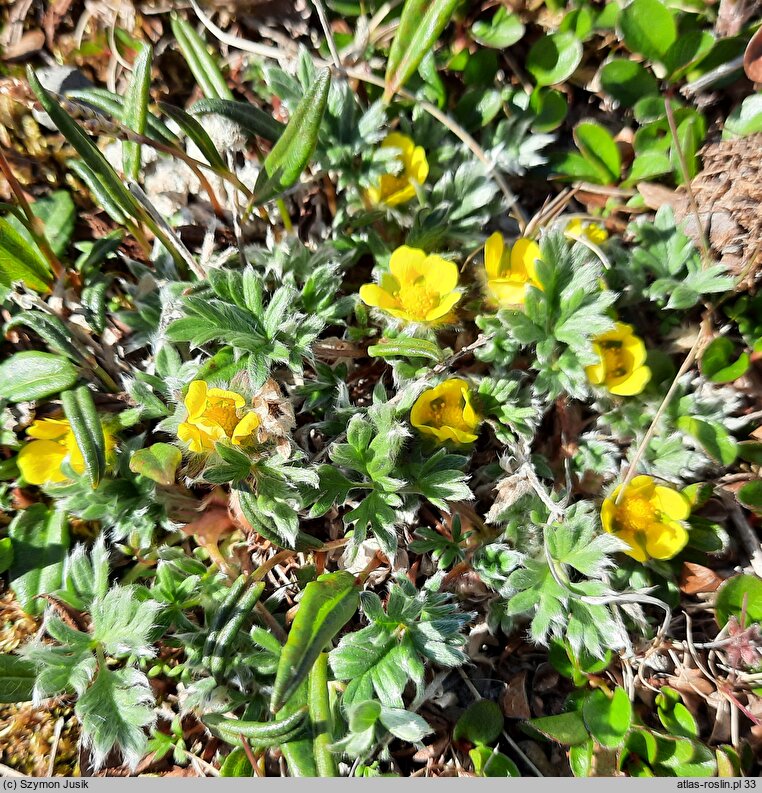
<box><xmin>500</xmin><ymin>670</ymin><xmax>531</xmax><ymax>719</ymax></box>
<box><xmin>743</xmin><ymin>26</ymin><xmax>762</xmax><ymax>82</ymax></box>
<box><xmin>679</xmin><ymin>562</ymin><xmax>724</xmax><ymax>594</ymax></box>
<box><xmin>181</xmin><ymin>506</ymin><xmax>236</xmax><ymax>544</ymax></box>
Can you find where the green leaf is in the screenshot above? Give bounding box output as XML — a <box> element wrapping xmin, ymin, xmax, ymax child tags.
<box><xmin>526</xmin><ymin>32</ymin><xmax>583</xmax><ymax>87</ymax></box>
<box><xmin>701</xmin><ymin>337</ymin><xmax>749</xmax><ymax>383</ymax></box>
<box><xmin>5</xmin><ymin>311</ymin><xmax>82</xmax><ymax>361</ymax></box>
<box><xmin>454</xmin><ymin>700</ymin><xmax>504</xmax><ymax>745</ymax></box>
<box><xmin>9</xmin><ymin>505</ymin><xmax>69</xmax><ymax>616</ymax></box>
<box><xmin>714</xmin><ymin>574</ymin><xmax>762</xmax><ymax>627</ymax></box>
<box><xmin>158</xmin><ymin>103</ymin><xmax>227</xmax><ymax>171</ymax></box>
<box><xmin>623</xmin><ymin>150</ymin><xmax>672</xmax><ymax>185</ymax></box>
<box><xmin>526</xmin><ymin>710</ymin><xmax>589</xmax><ymax>746</ymax></box>
<box><xmin>0</xmin><ymin>351</ymin><xmax>78</xmax><ymax>402</ymax></box>
<box><xmin>384</xmin><ymin>0</ymin><xmax>460</xmax><ymax>99</ymax></box>
<box><xmin>190</xmin><ymin>98</ymin><xmax>284</xmax><ymax>143</ymax></box>
<box><xmin>619</xmin><ymin>0</ymin><xmax>677</xmax><ymax>62</ymax></box>
<box><xmin>255</xmin><ymin>69</ymin><xmax>331</xmax><ymax>203</ymax></box>
<box><xmin>738</xmin><ymin>480</ymin><xmax>762</xmax><ymax>515</ymax></box>
<box><xmin>677</xmin><ymin>416</ymin><xmax>737</xmax><ymax>466</ymax></box>
<box><xmin>170</xmin><ymin>15</ymin><xmax>233</xmax><ymax>100</ymax></box>
<box><xmin>61</xmin><ymin>385</ymin><xmax>107</xmax><ymax>487</ymax></box>
<box><xmin>663</xmin><ymin>30</ymin><xmax>714</xmax><ymax>82</ymax></box>
<box><xmin>569</xmin><ymin>738</ymin><xmax>593</xmax><ymax>777</ymax></box>
<box><xmin>308</xmin><ymin>652</ymin><xmax>337</xmax><ymax>777</ymax></box>
<box><xmin>574</xmin><ymin>121</ymin><xmax>621</xmax><ymax>184</ymax></box>
<box><xmin>75</xmin><ymin>666</ymin><xmax>155</xmax><ymax>771</ymax></box>
<box><xmin>27</xmin><ymin>68</ymin><xmax>140</xmax><ymax>223</ymax></box>
<box><xmin>0</xmin><ymin>216</ymin><xmax>52</xmax><ymax>292</ymax></box>
<box><xmin>129</xmin><ymin>443</ymin><xmax>181</xmax><ymax>486</ymax></box>
<box><xmin>90</xmin><ymin>587</ymin><xmax>162</xmax><ymax>658</ymax></box>
<box><xmin>582</xmin><ymin>687</ymin><xmax>632</xmax><ymax>748</ymax></box>
<box><xmin>219</xmin><ymin>747</ymin><xmax>253</xmax><ymax>777</ymax></box>
<box><xmin>600</xmin><ymin>60</ymin><xmax>658</xmax><ymax>108</ymax></box>
<box><xmin>0</xmin><ymin>537</ymin><xmax>12</xmax><ymax>574</ymax></box>
<box><xmin>6</xmin><ymin>190</ymin><xmax>76</xmax><ymax>259</ymax></box>
<box><xmin>529</xmin><ymin>88</ymin><xmax>568</xmax><ymax>133</ymax></box>
<box><xmin>656</xmin><ymin>687</ymin><xmax>699</xmax><ymax>739</ymax></box>
<box><xmin>368</xmin><ymin>337</ymin><xmax>445</xmax><ymax>362</ymax></box>
<box><xmin>471</xmin><ymin>7</ymin><xmax>524</xmax><ymax>49</ymax></box>
<box><xmin>0</xmin><ymin>653</ymin><xmax>36</xmax><ymax>703</ymax></box>
<box><xmin>122</xmin><ymin>43</ymin><xmax>153</xmax><ymax>181</ymax></box>
<box><xmin>271</xmin><ymin>571</ymin><xmax>360</xmax><ymax>712</ymax></box>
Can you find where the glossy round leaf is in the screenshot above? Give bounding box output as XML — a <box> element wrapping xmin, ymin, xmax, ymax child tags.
<box><xmin>714</xmin><ymin>574</ymin><xmax>762</xmax><ymax>627</ymax></box>
<box><xmin>527</xmin><ymin>32</ymin><xmax>583</xmax><ymax>87</ymax></box>
<box><xmin>582</xmin><ymin>687</ymin><xmax>632</xmax><ymax>748</ymax></box>
<box><xmin>454</xmin><ymin>699</ymin><xmax>504</xmax><ymax>745</ymax></box>
<box><xmin>471</xmin><ymin>7</ymin><xmax>524</xmax><ymax>49</ymax></box>
<box><xmin>701</xmin><ymin>337</ymin><xmax>750</xmax><ymax>383</ymax></box>
<box><xmin>600</xmin><ymin>60</ymin><xmax>658</xmax><ymax>107</ymax></box>
<box><xmin>619</xmin><ymin>0</ymin><xmax>677</xmax><ymax>62</ymax></box>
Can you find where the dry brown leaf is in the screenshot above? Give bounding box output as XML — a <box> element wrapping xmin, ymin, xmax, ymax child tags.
<box><xmin>500</xmin><ymin>670</ymin><xmax>531</xmax><ymax>719</ymax></box>
<box><xmin>679</xmin><ymin>562</ymin><xmax>724</xmax><ymax>594</ymax></box>
<box><xmin>744</xmin><ymin>25</ymin><xmax>762</xmax><ymax>82</ymax></box>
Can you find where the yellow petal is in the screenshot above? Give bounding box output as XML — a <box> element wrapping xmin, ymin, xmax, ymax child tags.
<box><xmin>484</xmin><ymin>233</ymin><xmax>505</xmax><ymax>280</ymax></box>
<box><xmin>608</xmin><ymin>365</ymin><xmax>651</xmax><ymax>396</ymax></box>
<box><xmin>184</xmin><ymin>381</ymin><xmax>208</xmax><ymax>420</ymax></box>
<box><xmin>359</xmin><ymin>283</ymin><xmax>398</xmax><ymax>311</ymax></box>
<box><xmin>644</xmin><ymin>521</ymin><xmax>689</xmax><ymax>560</ymax></box>
<box><xmin>26</xmin><ymin>418</ymin><xmax>70</xmax><ymax>441</ymax></box>
<box><xmin>616</xmin><ymin>529</ymin><xmax>649</xmax><ymax>562</ymax></box>
<box><xmin>565</xmin><ymin>218</ymin><xmax>584</xmax><ymax>239</ymax></box>
<box><xmin>384</xmin><ymin>184</ymin><xmax>417</xmax><ymax>206</ymax></box>
<box><xmin>629</xmin><ymin>475</ymin><xmax>656</xmax><ymax>497</ymax></box>
<box><xmin>489</xmin><ymin>279</ymin><xmax>527</xmax><ymax>307</ymax></box>
<box><xmin>65</xmin><ymin>430</ymin><xmax>86</xmax><ymax>474</ymax></box>
<box><xmin>421</xmin><ymin>255</ymin><xmax>458</xmax><ymax>296</ymax></box>
<box><xmin>206</xmin><ymin>388</ymin><xmax>246</xmax><ymax>409</ymax></box>
<box><xmin>409</xmin><ymin>145</ymin><xmax>429</xmax><ymax>184</ymax></box>
<box><xmin>622</xmin><ymin>332</ymin><xmax>648</xmax><ymax>369</ymax></box>
<box><xmin>383</xmin><ymin>132</ymin><xmax>415</xmax><ymax>158</ymax></box>
<box><xmin>652</xmin><ymin>486</ymin><xmax>691</xmax><ymax>521</ymax></box>
<box><xmin>511</xmin><ymin>239</ymin><xmax>541</xmax><ymax>282</ymax></box>
<box><xmin>389</xmin><ymin>245</ymin><xmax>428</xmax><ymax>285</ymax></box>
<box><xmin>461</xmin><ymin>386</ymin><xmax>480</xmax><ymax>431</ymax></box>
<box><xmin>600</xmin><ymin>494</ymin><xmax>617</xmax><ymax>533</ymax></box>
<box><xmin>232</xmin><ymin>411</ymin><xmax>260</xmax><ymax>445</ymax></box>
<box><xmin>425</xmin><ymin>290</ymin><xmax>461</xmax><ymax>322</ymax></box>
<box><xmin>178</xmin><ymin>421</ymin><xmax>210</xmax><ymax>454</ymax></box>
<box><xmin>586</xmin><ymin>358</ymin><xmax>606</xmax><ymax>386</ymax></box>
<box><xmin>17</xmin><ymin>440</ymin><xmax>68</xmax><ymax>485</ymax></box>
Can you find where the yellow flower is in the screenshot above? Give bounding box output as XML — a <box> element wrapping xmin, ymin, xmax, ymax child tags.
<box><xmin>359</xmin><ymin>245</ymin><xmax>461</xmax><ymax>325</ymax></box>
<box><xmin>410</xmin><ymin>379</ymin><xmax>480</xmax><ymax>445</ymax></box>
<box><xmin>601</xmin><ymin>475</ymin><xmax>691</xmax><ymax>562</ymax></box>
<box><xmin>17</xmin><ymin>418</ymin><xmax>115</xmax><ymax>485</ymax></box>
<box><xmin>366</xmin><ymin>132</ymin><xmax>429</xmax><ymax>207</ymax></box>
<box><xmin>483</xmin><ymin>232</ymin><xmax>542</xmax><ymax>308</ymax></box>
<box><xmin>565</xmin><ymin>218</ymin><xmax>609</xmax><ymax>245</ymax></box>
<box><xmin>177</xmin><ymin>380</ymin><xmax>261</xmax><ymax>454</ymax></box>
<box><xmin>586</xmin><ymin>322</ymin><xmax>652</xmax><ymax>396</ymax></box>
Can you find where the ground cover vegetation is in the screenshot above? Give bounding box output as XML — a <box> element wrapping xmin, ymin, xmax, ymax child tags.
<box><xmin>0</xmin><ymin>0</ymin><xmax>761</xmax><ymax>778</ymax></box>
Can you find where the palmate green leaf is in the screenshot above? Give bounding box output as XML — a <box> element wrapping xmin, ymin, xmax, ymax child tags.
<box><xmin>0</xmin><ymin>216</ymin><xmax>52</xmax><ymax>292</ymax></box>
<box><xmin>0</xmin><ymin>654</ymin><xmax>36</xmax><ymax>703</ymax></box>
<box><xmin>271</xmin><ymin>571</ymin><xmax>360</xmax><ymax>712</ymax></box>
<box><xmin>170</xmin><ymin>15</ymin><xmax>233</xmax><ymax>100</ymax></box>
<box><xmin>254</xmin><ymin>69</ymin><xmax>331</xmax><ymax>203</ymax></box>
<box><xmin>345</xmin><ymin>491</ymin><xmax>400</xmax><ymax>555</ymax></box>
<box><xmin>76</xmin><ymin>666</ymin><xmax>155</xmax><ymax>772</ymax></box>
<box><xmin>122</xmin><ymin>42</ymin><xmax>153</xmax><ymax>181</ymax></box>
<box><xmin>90</xmin><ymin>587</ymin><xmax>162</xmax><ymax>658</ymax></box>
<box><xmin>190</xmin><ymin>98</ymin><xmax>284</xmax><ymax>143</ymax></box>
<box><xmin>27</xmin><ymin>67</ymin><xmax>140</xmax><ymax>222</ymax></box>
<box><xmin>9</xmin><ymin>505</ymin><xmax>69</xmax><ymax>616</ymax></box>
<box><xmin>0</xmin><ymin>351</ymin><xmax>78</xmax><ymax>402</ymax></box>
<box><xmin>384</xmin><ymin>0</ymin><xmax>459</xmax><ymax>100</ymax></box>
<box><xmin>61</xmin><ymin>385</ymin><xmax>106</xmax><ymax>487</ymax></box>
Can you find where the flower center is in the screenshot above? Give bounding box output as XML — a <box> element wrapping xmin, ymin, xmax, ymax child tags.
<box><xmin>204</xmin><ymin>398</ymin><xmax>240</xmax><ymax>437</ymax></box>
<box><xmin>428</xmin><ymin>397</ymin><xmax>467</xmax><ymax>430</ymax></box>
<box><xmin>619</xmin><ymin>497</ymin><xmax>656</xmax><ymax>532</ymax></box>
<box><xmin>600</xmin><ymin>340</ymin><xmax>628</xmax><ymax>379</ymax></box>
<box><xmin>397</xmin><ymin>282</ymin><xmax>439</xmax><ymax>321</ymax></box>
